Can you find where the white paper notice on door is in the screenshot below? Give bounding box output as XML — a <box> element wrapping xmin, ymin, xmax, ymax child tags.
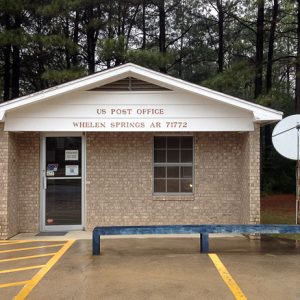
<box><xmin>65</xmin><ymin>165</ymin><xmax>79</xmax><ymax>176</ymax></box>
<box><xmin>65</xmin><ymin>150</ymin><xmax>79</xmax><ymax>161</ymax></box>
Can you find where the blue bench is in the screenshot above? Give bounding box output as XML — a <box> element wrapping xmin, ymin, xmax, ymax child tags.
<box><xmin>92</xmin><ymin>224</ymin><xmax>300</xmax><ymax>255</ymax></box>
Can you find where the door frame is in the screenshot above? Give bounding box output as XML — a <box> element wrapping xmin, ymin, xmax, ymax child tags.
<box><xmin>40</xmin><ymin>132</ymin><xmax>86</xmax><ymax>232</ymax></box>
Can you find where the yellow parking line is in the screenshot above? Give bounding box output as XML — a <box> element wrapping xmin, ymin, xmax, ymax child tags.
<box><xmin>0</xmin><ymin>241</ymin><xmax>45</xmax><ymax>246</ymax></box>
<box><xmin>14</xmin><ymin>240</ymin><xmax>75</xmax><ymax>300</ymax></box>
<box><xmin>0</xmin><ymin>242</ymin><xmax>27</xmax><ymax>246</ymax></box>
<box><xmin>0</xmin><ymin>281</ymin><xmax>29</xmax><ymax>289</ymax></box>
<box><xmin>209</xmin><ymin>253</ymin><xmax>247</xmax><ymax>300</ymax></box>
<box><xmin>0</xmin><ymin>240</ymin><xmax>37</xmax><ymax>243</ymax></box>
<box><xmin>0</xmin><ymin>253</ymin><xmax>56</xmax><ymax>263</ymax></box>
<box><xmin>0</xmin><ymin>243</ymin><xmax>65</xmax><ymax>254</ymax></box>
<box><xmin>0</xmin><ymin>265</ymin><xmax>45</xmax><ymax>274</ymax></box>
<box><xmin>0</xmin><ymin>239</ymin><xmax>67</xmax><ymax>243</ymax></box>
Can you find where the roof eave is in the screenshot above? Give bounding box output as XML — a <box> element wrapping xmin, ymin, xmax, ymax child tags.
<box><xmin>0</xmin><ymin>111</ymin><xmax>5</xmax><ymax>121</ymax></box>
<box><xmin>0</xmin><ymin>65</ymin><xmax>132</xmax><ymax>112</ymax></box>
<box><xmin>126</xmin><ymin>65</ymin><xmax>284</xmax><ymax>121</ymax></box>
<box><xmin>0</xmin><ymin>63</ymin><xmax>283</xmax><ymax>122</ymax></box>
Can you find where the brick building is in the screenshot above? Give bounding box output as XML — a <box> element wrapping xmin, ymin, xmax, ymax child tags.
<box><xmin>0</xmin><ymin>64</ymin><xmax>282</xmax><ymax>239</ymax></box>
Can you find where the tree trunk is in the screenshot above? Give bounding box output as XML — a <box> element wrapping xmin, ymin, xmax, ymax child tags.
<box><xmin>3</xmin><ymin>13</ymin><xmax>11</xmax><ymax>101</ymax></box>
<box><xmin>38</xmin><ymin>44</ymin><xmax>46</xmax><ymax>90</ymax></box>
<box><xmin>117</xmin><ymin>1</ymin><xmax>122</xmax><ymax>36</ymax></box>
<box><xmin>3</xmin><ymin>45</ymin><xmax>11</xmax><ymax>101</ymax></box>
<box><xmin>37</xmin><ymin>17</ymin><xmax>46</xmax><ymax>90</ymax></box>
<box><xmin>87</xmin><ymin>29</ymin><xmax>96</xmax><ymax>74</ymax></box>
<box><xmin>72</xmin><ymin>11</ymin><xmax>79</xmax><ymax>66</ymax></box>
<box><xmin>86</xmin><ymin>6</ymin><xmax>96</xmax><ymax>74</ymax></box>
<box><xmin>217</xmin><ymin>0</ymin><xmax>224</xmax><ymax>73</ymax></box>
<box><xmin>126</xmin><ymin>4</ymin><xmax>140</xmax><ymax>48</ymax></box>
<box><xmin>11</xmin><ymin>12</ymin><xmax>21</xmax><ymax>99</ymax></box>
<box><xmin>254</xmin><ymin>0</ymin><xmax>265</xmax><ymax>99</ymax></box>
<box><xmin>262</xmin><ymin>0</ymin><xmax>278</xmax><ymax>200</ymax></box>
<box><xmin>142</xmin><ymin>1</ymin><xmax>146</xmax><ymax>49</ymax></box>
<box><xmin>158</xmin><ymin>0</ymin><xmax>166</xmax><ymax>73</ymax></box>
<box><xmin>178</xmin><ymin>34</ymin><xmax>183</xmax><ymax>77</ymax></box>
<box><xmin>106</xmin><ymin>3</ymin><xmax>113</xmax><ymax>68</ymax></box>
<box><xmin>296</xmin><ymin>0</ymin><xmax>300</xmax><ymax>113</ymax></box>
<box><xmin>65</xmin><ymin>17</ymin><xmax>71</xmax><ymax>69</ymax></box>
<box><xmin>266</xmin><ymin>0</ymin><xmax>278</xmax><ymax>93</ymax></box>
<box><xmin>11</xmin><ymin>45</ymin><xmax>20</xmax><ymax>99</ymax></box>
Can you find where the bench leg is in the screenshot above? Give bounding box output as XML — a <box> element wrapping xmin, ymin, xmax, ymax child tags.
<box><xmin>93</xmin><ymin>231</ymin><xmax>101</xmax><ymax>255</ymax></box>
<box><xmin>200</xmin><ymin>233</ymin><xmax>209</xmax><ymax>253</ymax></box>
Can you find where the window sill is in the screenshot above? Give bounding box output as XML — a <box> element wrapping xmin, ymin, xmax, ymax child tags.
<box><xmin>152</xmin><ymin>194</ymin><xmax>194</xmax><ymax>201</ymax></box>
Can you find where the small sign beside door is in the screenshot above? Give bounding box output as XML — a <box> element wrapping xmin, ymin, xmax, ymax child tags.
<box><xmin>46</xmin><ymin>170</ymin><xmax>55</xmax><ymax>176</ymax></box>
<box><xmin>65</xmin><ymin>150</ymin><xmax>79</xmax><ymax>161</ymax></box>
<box><xmin>65</xmin><ymin>165</ymin><xmax>79</xmax><ymax>176</ymax></box>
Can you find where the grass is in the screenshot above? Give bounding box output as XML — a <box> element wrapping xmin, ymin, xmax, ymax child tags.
<box><xmin>261</xmin><ymin>209</ymin><xmax>300</xmax><ymax>240</ymax></box>
<box><xmin>261</xmin><ymin>210</ymin><xmax>296</xmax><ymax>224</ymax></box>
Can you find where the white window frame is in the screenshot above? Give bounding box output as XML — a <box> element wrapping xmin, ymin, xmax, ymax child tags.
<box><xmin>153</xmin><ymin>135</ymin><xmax>194</xmax><ymax>195</ymax></box>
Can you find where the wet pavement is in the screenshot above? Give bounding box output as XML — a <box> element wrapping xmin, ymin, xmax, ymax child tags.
<box><xmin>1</xmin><ymin>236</ymin><xmax>300</xmax><ymax>299</ymax></box>
<box><xmin>0</xmin><ymin>240</ymin><xmax>73</xmax><ymax>299</ymax></box>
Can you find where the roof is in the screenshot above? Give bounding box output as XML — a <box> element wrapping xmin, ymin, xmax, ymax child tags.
<box><xmin>0</xmin><ymin>63</ymin><xmax>282</xmax><ymax>122</ymax></box>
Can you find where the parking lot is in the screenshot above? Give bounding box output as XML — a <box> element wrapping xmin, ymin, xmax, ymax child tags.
<box><xmin>1</xmin><ymin>236</ymin><xmax>300</xmax><ymax>299</ymax></box>
<box><xmin>0</xmin><ymin>240</ymin><xmax>74</xmax><ymax>299</ymax></box>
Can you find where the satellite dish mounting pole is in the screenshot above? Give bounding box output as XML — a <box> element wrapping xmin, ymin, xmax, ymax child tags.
<box><xmin>297</xmin><ymin>123</ymin><xmax>300</xmax><ymax>224</ymax></box>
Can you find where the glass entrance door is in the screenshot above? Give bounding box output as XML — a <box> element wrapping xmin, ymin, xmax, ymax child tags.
<box><xmin>42</xmin><ymin>136</ymin><xmax>83</xmax><ymax>230</ymax></box>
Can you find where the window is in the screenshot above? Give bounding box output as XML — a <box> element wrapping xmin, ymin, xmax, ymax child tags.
<box><xmin>154</xmin><ymin>136</ymin><xmax>193</xmax><ymax>193</ymax></box>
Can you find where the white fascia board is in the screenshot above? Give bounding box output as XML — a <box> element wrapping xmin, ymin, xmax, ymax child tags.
<box><xmin>0</xmin><ymin>63</ymin><xmax>283</xmax><ymax>122</ymax></box>
<box><xmin>0</xmin><ymin>111</ymin><xmax>5</xmax><ymax>121</ymax></box>
<box><xmin>252</xmin><ymin>111</ymin><xmax>283</xmax><ymax>122</ymax></box>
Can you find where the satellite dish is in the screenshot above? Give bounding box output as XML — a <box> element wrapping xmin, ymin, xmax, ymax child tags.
<box><xmin>272</xmin><ymin>114</ymin><xmax>300</xmax><ymax>160</ymax></box>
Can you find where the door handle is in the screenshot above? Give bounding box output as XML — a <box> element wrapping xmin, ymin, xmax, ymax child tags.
<box><xmin>43</xmin><ymin>176</ymin><xmax>47</xmax><ymax>189</ymax></box>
